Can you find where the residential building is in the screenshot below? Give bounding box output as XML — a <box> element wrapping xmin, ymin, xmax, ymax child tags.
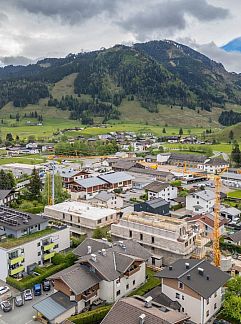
<box><xmin>111</xmin><ymin>212</ymin><xmax>197</xmax><ymax>265</ymax></box>
<box><xmin>48</xmin><ymin>244</ymin><xmax>149</xmax><ymax>316</ymax></box>
<box><xmin>128</xmin><ymin>167</ymin><xmax>174</xmax><ymax>182</ymax></box>
<box><xmin>198</xmin><ymin>157</ymin><xmax>229</xmax><ymax>174</ymax></box>
<box><xmin>220</xmin><ymin>206</ymin><xmax>241</xmax><ymax>224</ymax></box>
<box><xmin>186</xmin><ymin>190</ymin><xmax>215</xmax><ymax>213</ymax></box>
<box><xmin>57</xmin><ymin>168</ymin><xmax>90</xmax><ymax>189</ymax></box>
<box><xmin>144</xmin><ymin>181</ymin><xmax>178</xmax><ymax>201</ymax></box>
<box><xmin>70</xmin><ymin>172</ymin><xmax>134</xmax><ymax>200</ymax></box>
<box><xmin>134</xmin><ymin>197</ymin><xmax>170</xmax><ymax>216</ymax></box>
<box><xmin>0</xmin><ymin>190</ymin><xmax>17</xmax><ymax>206</ymax></box>
<box><xmin>156</xmin><ymin>259</ymin><xmax>230</xmax><ymax>324</ymax></box>
<box><xmin>224</xmin><ymin>230</ymin><xmax>241</xmax><ymax>246</ymax></box>
<box><xmin>101</xmin><ymin>296</ymin><xmax>190</xmax><ymax>324</ymax></box>
<box><xmin>44</xmin><ymin>201</ymin><xmax>119</xmax><ymax>237</ymax></box>
<box><xmin>89</xmin><ymin>191</ymin><xmax>123</xmax><ymax>209</ymax></box>
<box><xmin>0</xmin><ymin>224</ymin><xmax>70</xmax><ymax>281</ymax></box>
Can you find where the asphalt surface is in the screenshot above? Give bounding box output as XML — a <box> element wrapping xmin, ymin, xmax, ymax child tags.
<box><xmin>0</xmin><ymin>289</ymin><xmax>53</xmax><ymax>324</ymax></box>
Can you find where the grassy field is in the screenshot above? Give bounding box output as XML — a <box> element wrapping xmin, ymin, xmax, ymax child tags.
<box><xmin>164</xmin><ymin>143</ymin><xmax>233</xmax><ymax>154</ymax></box>
<box><xmin>0</xmin><ymin>154</ymin><xmax>47</xmax><ymax>165</ymax></box>
<box><xmin>227</xmin><ymin>190</ymin><xmax>241</xmax><ymax>199</ymax></box>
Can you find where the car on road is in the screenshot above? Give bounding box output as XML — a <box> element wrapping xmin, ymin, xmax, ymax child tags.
<box><xmin>0</xmin><ymin>286</ymin><xmax>10</xmax><ymax>296</ymax></box>
<box><xmin>15</xmin><ymin>295</ymin><xmax>24</xmax><ymax>307</ymax></box>
<box><xmin>1</xmin><ymin>300</ymin><xmax>12</xmax><ymax>312</ymax></box>
<box><xmin>42</xmin><ymin>280</ymin><xmax>51</xmax><ymax>291</ymax></box>
<box><xmin>24</xmin><ymin>289</ymin><xmax>33</xmax><ymax>301</ymax></box>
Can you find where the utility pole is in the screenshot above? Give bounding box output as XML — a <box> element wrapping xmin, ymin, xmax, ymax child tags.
<box><xmin>52</xmin><ymin>162</ymin><xmax>55</xmax><ymax>205</ymax></box>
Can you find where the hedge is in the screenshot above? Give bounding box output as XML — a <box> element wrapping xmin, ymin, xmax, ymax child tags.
<box><xmin>70</xmin><ymin>305</ymin><xmax>112</xmax><ymax>324</ymax></box>
<box><xmin>220</xmin><ymin>241</ymin><xmax>241</xmax><ymax>254</ymax></box>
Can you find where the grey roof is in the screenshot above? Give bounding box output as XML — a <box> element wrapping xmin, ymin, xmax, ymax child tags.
<box><xmin>49</xmin><ymin>264</ymin><xmax>101</xmax><ymax>295</ymax></box>
<box><xmin>129</xmin><ymin>167</ymin><xmax>173</xmax><ymax>179</ymax></box>
<box><xmin>144</xmin><ymin>287</ymin><xmax>181</xmax><ymax>311</ymax></box>
<box><xmin>144</xmin><ymin>181</ymin><xmax>170</xmax><ymax>193</ymax></box>
<box><xmin>221</xmin><ymin>172</ymin><xmax>241</xmax><ymax>181</ymax></box>
<box><xmin>57</xmin><ymin>168</ymin><xmax>83</xmax><ymax>178</ymax></box>
<box><xmin>205</xmin><ymin>157</ymin><xmax>228</xmax><ymax>166</ymax></box>
<box><xmin>73</xmin><ymin>238</ymin><xmax>112</xmax><ymax>257</ymax></box>
<box><xmin>0</xmin><ymin>190</ymin><xmax>12</xmax><ymax>200</ymax></box>
<box><xmin>32</xmin><ymin>292</ymin><xmax>76</xmax><ymax>321</ymax></box>
<box><xmin>221</xmin><ymin>206</ymin><xmax>241</xmax><ymax>216</ymax></box>
<box><xmin>145</xmin><ymin>198</ymin><xmax>169</xmax><ymax>209</ymax></box>
<box><xmin>193</xmin><ymin>190</ymin><xmax>215</xmax><ymax>201</ymax></box>
<box><xmin>112</xmin><ymin>161</ymin><xmax>136</xmax><ymax>170</ymax></box>
<box><xmin>225</xmin><ymin>230</ymin><xmax>241</xmax><ymax>243</ymax></box>
<box><xmin>0</xmin><ymin>206</ymin><xmax>48</xmax><ymax>231</ymax></box>
<box><xmin>101</xmin><ymin>297</ymin><xmax>190</xmax><ymax>324</ymax></box>
<box><xmin>74</xmin><ymin>177</ymin><xmax>107</xmax><ymax>188</ymax></box>
<box><xmin>170</xmin><ymin>153</ymin><xmax>207</xmax><ymax>163</ymax></box>
<box><xmin>93</xmin><ymin>191</ymin><xmax>116</xmax><ymax>202</ymax></box>
<box><xmin>99</xmin><ymin>172</ymin><xmax>134</xmax><ymax>184</ymax></box>
<box><xmin>156</xmin><ymin>259</ymin><xmax>230</xmax><ymax>299</ymax></box>
<box><xmin>80</xmin><ymin>250</ymin><xmax>137</xmax><ymax>281</ymax></box>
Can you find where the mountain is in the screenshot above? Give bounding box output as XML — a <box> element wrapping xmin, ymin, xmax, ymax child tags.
<box><xmin>222</xmin><ymin>37</ymin><xmax>241</xmax><ymax>53</ymax></box>
<box><xmin>1</xmin><ymin>40</ymin><xmax>241</xmax><ymax>124</ymax></box>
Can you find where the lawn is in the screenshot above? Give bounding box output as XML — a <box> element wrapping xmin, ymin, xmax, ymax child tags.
<box><xmin>164</xmin><ymin>143</ymin><xmax>233</xmax><ymax>154</ymax></box>
<box><xmin>0</xmin><ymin>228</ymin><xmax>57</xmax><ymax>249</ymax></box>
<box><xmin>227</xmin><ymin>190</ymin><xmax>241</xmax><ymax>199</ymax></box>
<box><xmin>0</xmin><ymin>154</ymin><xmax>47</xmax><ymax>165</ymax></box>
<box><xmin>129</xmin><ymin>268</ymin><xmax>160</xmax><ymax>296</ymax></box>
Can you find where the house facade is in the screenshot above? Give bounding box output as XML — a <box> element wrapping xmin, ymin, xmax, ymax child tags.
<box><xmin>144</xmin><ymin>181</ymin><xmax>178</xmax><ymax>201</ymax></box>
<box><xmin>186</xmin><ymin>190</ymin><xmax>215</xmax><ymax>214</ymax></box>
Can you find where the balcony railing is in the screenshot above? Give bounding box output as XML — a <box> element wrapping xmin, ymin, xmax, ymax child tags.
<box><xmin>43</xmin><ymin>251</ymin><xmax>55</xmax><ymax>261</ymax></box>
<box><xmin>125</xmin><ymin>266</ymin><xmax>140</xmax><ymax>277</ymax></box>
<box><xmin>82</xmin><ymin>290</ymin><xmax>98</xmax><ymax>301</ymax></box>
<box><xmin>9</xmin><ymin>255</ymin><xmax>24</xmax><ymax>266</ymax></box>
<box><xmin>43</xmin><ymin>242</ymin><xmax>56</xmax><ymax>251</ymax></box>
<box><xmin>10</xmin><ymin>265</ymin><xmax>24</xmax><ymax>276</ymax></box>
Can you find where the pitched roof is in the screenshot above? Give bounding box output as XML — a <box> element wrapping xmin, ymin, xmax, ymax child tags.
<box><xmin>129</xmin><ymin>167</ymin><xmax>172</xmax><ymax>179</ymax></box>
<box><xmin>74</xmin><ymin>176</ymin><xmax>107</xmax><ymax>188</ymax></box>
<box><xmin>32</xmin><ymin>292</ymin><xmax>76</xmax><ymax>321</ymax></box>
<box><xmin>93</xmin><ymin>191</ymin><xmax>116</xmax><ymax>202</ymax></box>
<box><xmin>192</xmin><ymin>190</ymin><xmax>215</xmax><ymax>201</ymax></box>
<box><xmin>98</xmin><ymin>172</ymin><xmax>134</xmax><ymax>184</ymax></box>
<box><xmin>225</xmin><ymin>230</ymin><xmax>241</xmax><ymax>243</ymax></box>
<box><xmin>101</xmin><ymin>297</ymin><xmax>190</xmax><ymax>324</ymax></box>
<box><xmin>111</xmin><ymin>239</ymin><xmax>152</xmax><ymax>261</ymax></box>
<box><xmin>144</xmin><ymin>287</ymin><xmax>181</xmax><ymax>311</ymax></box>
<box><xmin>0</xmin><ymin>190</ymin><xmax>12</xmax><ymax>200</ymax></box>
<box><xmin>144</xmin><ymin>181</ymin><xmax>170</xmax><ymax>193</ymax></box>
<box><xmin>49</xmin><ymin>264</ymin><xmax>101</xmax><ymax>295</ymax></box>
<box><xmin>169</xmin><ymin>153</ymin><xmax>207</xmax><ymax>163</ymax></box>
<box><xmin>156</xmin><ymin>259</ymin><xmax>230</xmax><ymax>299</ymax></box>
<box><xmin>145</xmin><ymin>197</ymin><xmax>169</xmax><ymax>208</ymax></box>
<box><xmin>73</xmin><ymin>238</ymin><xmax>112</xmax><ymax>257</ymax></box>
<box><xmin>205</xmin><ymin>157</ymin><xmax>228</xmax><ymax>166</ymax></box>
<box><xmin>186</xmin><ymin>214</ymin><xmax>227</xmax><ymax>228</ymax></box>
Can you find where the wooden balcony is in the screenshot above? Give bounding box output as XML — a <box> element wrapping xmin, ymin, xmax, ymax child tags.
<box><xmin>82</xmin><ymin>290</ymin><xmax>98</xmax><ymax>301</ymax></box>
<box><xmin>125</xmin><ymin>266</ymin><xmax>140</xmax><ymax>277</ymax></box>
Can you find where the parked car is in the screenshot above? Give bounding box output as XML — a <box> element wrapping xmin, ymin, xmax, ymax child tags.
<box><xmin>33</xmin><ymin>283</ymin><xmax>42</xmax><ymax>296</ymax></box>
<box><xmin>1</xmin><ymin>300</ymin><xmax>12</xmax><ymax>312</ymax></box>
<box><xmin>15</xmin><ymin>295</ymin><xmax>24</xmax><ymax>307</ymax></box>
<box><xmin>24</xmin><ymin>289</ymin><xmax>33</xmax><ymax>301</ymax></box>
<box><xmin>0</xmin><ymin>286</ymin><xmax>9</xmax><ymax>296</ymax></box>
<box><xmin>42</xmin><ymin>280</ymin><xmax>51</xmax><ymax>291</ymax></box>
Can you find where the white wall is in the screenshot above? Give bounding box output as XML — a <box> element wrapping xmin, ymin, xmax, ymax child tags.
<box><xmin>148</xmin><ymin>186</ymin><xmax>178</xmax><ymax>201</ymax></box>
<box><xmin>0</xmin><ymin>249</ymin><xmax>8</xmax><ymax>281</ymax></box>
<box><xmin>186</xmin><ymin>194</ymin><xmax>214</xmax><ymax>213</ymax></box>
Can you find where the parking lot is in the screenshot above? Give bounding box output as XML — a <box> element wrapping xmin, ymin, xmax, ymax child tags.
<box><xmin>0</xmin><ymin>288</ymin><xmax>54</xmax><ymax>324</ymax></box>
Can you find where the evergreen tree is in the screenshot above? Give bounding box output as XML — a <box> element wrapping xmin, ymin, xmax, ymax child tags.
<box><xmin>6</xmin><ymin>133</ymin><xmax>13</xmax><ymax>142</ymax></box>
<box><xmin>162</xmin><ymin>128</ymin><xmax>166</xmax><ymax>134</ymax></box>
<box><xmin>179</xmin><ymin>128</ymin><xmax>183</xmax><ymax>135</ymax></box>
<box><xmin>231</xmin><ymin>143</ymin><xmax>241</xmax><ymax>165</ymax></box>
<box><xmin>229</xmin><ymin>130</ymin><xmax>234</xmax><ymax>141</ymax></box>
<box><xmin>0</xmin><ymin>170</ymin><xmax>16</xmax><ymax>190</ymax></box>
<box><xmin>28</xmin><ymin>168</ymin><xmax>42</xmax><ymax>200</ymax></box>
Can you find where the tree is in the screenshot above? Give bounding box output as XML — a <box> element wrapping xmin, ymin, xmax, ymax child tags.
<box><xmin>6</xmin><ymin>133</ymin><xmax>13</xmax><ymax>142</ymax></box>
<box><xmin>231</xmin><ymin>143</ymin><xmax>241</xmax><ymax>166</ymax></box>
<box><xmin>179</xmin><ymin>128</ymin><xmax>183</xmax><ymax>135</ymax></box>
<box><xmin>0</xmin><ymin>170</ymin><xmax>15</xmax><ymax>190</ymax></box>
<box><xmin>42</xmin><ymin>173</ymin><xmax>70</xmax><ymax>205</ymax></box>
<box><xmin>222</xmin><ymin>276</ymin><xmax>241</xmax><ymax>322</ymax></box>
<box><xmin>92</xmin><ymin>227</ymin><xmax>110</xmax><ymax>240</ymax></box>
<box><xmin>162</xmin><ymin>128</ymin><xmax>166</xmax><ymax>134</ymax></box>
<box><xmin>28</xmin><ymin>168</ymin><xmax>42</xmax><ymax>200</ymax></box>
<box><xmin>229</xmin><ymin>130</ymin><xmax>234</xmax><ymax>142</ymax></box>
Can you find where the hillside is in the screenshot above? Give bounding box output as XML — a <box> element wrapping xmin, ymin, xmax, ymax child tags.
<box><xmin>1</xmin><ymin>40</ymin><xmax>241</xmax><ymax>128</ymax></box>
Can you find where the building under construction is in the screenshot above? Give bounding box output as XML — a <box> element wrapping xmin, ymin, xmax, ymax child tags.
<box><xmin>111</xmin><ymin>212</ymin><xmax>198</xmax><ymax>266</ymax></box>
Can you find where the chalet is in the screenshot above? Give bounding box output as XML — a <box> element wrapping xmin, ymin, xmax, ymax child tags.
<box><xmin>57</xmin><ymin>168</ymin><xmax>90</xmax><ymax>189</ymax></box>
<box><xmin>186</xmin><ymin>190</ymin><xmax>215</xmax><ymax>213</ymax></box>
<box><xmin>144</xmin><ymin>181</ymin><xmax>178</xmax><ymax>201</ymax></box>
<box><xmin>156</xmin><ymin>259</ymin><xmax>230</xmax><ymax>324</ymax></box>
<box><xmin>0</xmin><ymin>189</ymin><xmax>17</xmax><ymax>206</ymax></box>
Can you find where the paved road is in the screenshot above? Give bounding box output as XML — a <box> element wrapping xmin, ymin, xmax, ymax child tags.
<box><xmin>0</xmin><ymin>290</ymin><xmax>53</xmax><ymax>324</ymax></box>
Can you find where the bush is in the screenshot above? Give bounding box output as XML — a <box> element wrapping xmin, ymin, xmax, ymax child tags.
<box><xmin>70</xmin><ymin>305</ymin><xmax>112</xmax><ymax>324</ymax></box>
<box><xmin>52</xmin><ymin>251</ymin><xmax>77</xmax><ymax>267</ymax></box>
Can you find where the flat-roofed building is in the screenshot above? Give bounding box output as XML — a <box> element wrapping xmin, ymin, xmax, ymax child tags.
<box><xmin>44</xmin><ymin>201</ymin><xmax>120</xmax><ymax>237</ymax></box>
<box><xmin>111</xmin><ymin>212</ymin><xmax>197</xmax><ymax>266</ymax></box>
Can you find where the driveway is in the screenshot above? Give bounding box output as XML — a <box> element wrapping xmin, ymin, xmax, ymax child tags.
<box><xmin>0</xmin><ymin>289</ymin><xmax>54</xmax><ymax>324</ymax></box>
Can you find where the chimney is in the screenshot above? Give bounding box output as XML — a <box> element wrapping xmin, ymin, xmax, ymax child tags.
<box><xmin>144</xmin><ymin>296</ymin><xmax>152</xmax><ymax>308</ymax></box>
<box><xmin>87</xmin><ymin>245</ymin><xmax>92</xmax><ymax>254</ymax></box>
<box><xmin>198</xmin><ymin>267</ymin><xmax>204</xmax><ymax>276</ymax></box>
<box><xmin>139</xmin><ymin>314</ymin><xmax>146</xmax><ymax>324</ymax></box>
<box><xmin>185</xmin><ymin>262</ymin><xmax>190</xmax><ymax>269</ymax></box>
<box><xmin>187</xmin><ymin>274</ymin><xmax>191</xmax><ymax>280</ymax></box>
<box><xmin>102</xmin><ymin>249</ymin><xmax>107</xmax><ymax>256</ymax></box>
<box><xmin>169</xmin><ymin>266</ymin><xmax>173</xmax><ymax>271</ymax></box>
<box><xmin>91</xmin><ymin>254</ymin><xmax>97</xmax><ymax>262</ymax></box>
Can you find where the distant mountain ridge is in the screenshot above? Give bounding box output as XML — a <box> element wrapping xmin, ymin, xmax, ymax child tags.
<box><xmin>222</xmin><ymin>37</ymin><xmax>241</xmax><ymax>53</ymax></box>
<box><xmin>0</xmin><ymin>40</ymin><xmax>241</xmax><ymax>122</ymax></box>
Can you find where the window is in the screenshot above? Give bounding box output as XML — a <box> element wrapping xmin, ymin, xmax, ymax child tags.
<box><xmin>116</xmin><ymin>290</ymin><xmax>120</xmax><ymax>296</ymax></box>
<box><xmin>178</xmin><ymin>282</ymin><xmax>184</xmax><ymax>290</ymax></box>
<box><xmin>70</xmin><ymin>215</ymin><xmax>72</xmax><ymax>222</ymax></box>
<box><xmin>37</xmin><ymin>242</ymin><xmax>40</xmax><ymax>247</ymax></box>
<box><xmin>151</xmin><ymin>236</ymin><xmax>155</xmax><ymax>244</ymax></box>
<box><xmin>97</xmin><ymin>219</ymin><xmax>101</xmax><ymax>224</ymax></box>
<box><xmin>181</xmin><ymin>307</ymin><xmax>185</xmax><ymax>312</ymax></box>
<box><xmin>207</xmin><ymin>298</ymin><xmax>209</xmax><ymax>305</ymax></box>
<box><xmin>133</xmin><ymin>280</ymin><xmax>136</xmax><ymax>286</ymax></box>
<box><xmin>140</xmin><ymin>233</ymin><xmax>143</xmax><ymax>241</ymax></box>
<box><xmin>176</xmin><ymin>293</ymin><xmax>180</xmax><ymax>299</ymax></box>
<box><xmin>214</xmin><ymin>291</ymin><xmax>217</xmax><ymax>298</ymax></box>
<box><xmin>63</xmin><ymin>213</ymin><xmax>65</xmax><ymax>219</ymax></box>
<box><xmin>126</xmin><ymin>284</ymin><xmax>129</xmax><ymax>290</ymax></box>
<box><xmin>182</xmin><ymin>295</ymin><xmax>185</xmax><ymax>300</ymax></box>
<box><xmin>38</xmin><ymin>261</ymin><xmax>41</xmax><ymax>265</ymax></box>
<box><xmin>129</xmin><ymin>230</ymin><xmax>132</xmax><ymax>238</ymax></box>
<box><xmin>38</xmin><ymin>252</ymin><xmax>41</xmax><ymax>256</ymax></box>
<box><xmin>214</xmin><ymin>303</ymin><xmax>217</xmax><ymax>310</ymax></box>
<box><xmin>206</xmin><ymin>310</ymin><xmax>209</xmax><ymax>317</ymax></box>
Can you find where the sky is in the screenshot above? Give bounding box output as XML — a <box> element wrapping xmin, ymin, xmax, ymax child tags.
<box><xmin>0</xmin><ymin>0</ymin><xmax>241</xmax><ymax>72</ymax></box>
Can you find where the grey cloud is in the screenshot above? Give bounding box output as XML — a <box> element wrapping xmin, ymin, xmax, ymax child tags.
<box><xmin>178</xmin><ymin>37</ymin><xmax>241</xmax><ymax>73</ymax></box>
<box><xmin>7</xmin><ymin>0</ymin><xmax>121</xmax><ymax>24</ymax></box>
<box><xmin>118</xmin><ymin>0</ymin><xmax>229</xmax><ymax>39</ymax></box>
<box><xmin>0</xmin><ymin>56</ymin><xmax>36</xmax><ymax>66</ymax></box>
